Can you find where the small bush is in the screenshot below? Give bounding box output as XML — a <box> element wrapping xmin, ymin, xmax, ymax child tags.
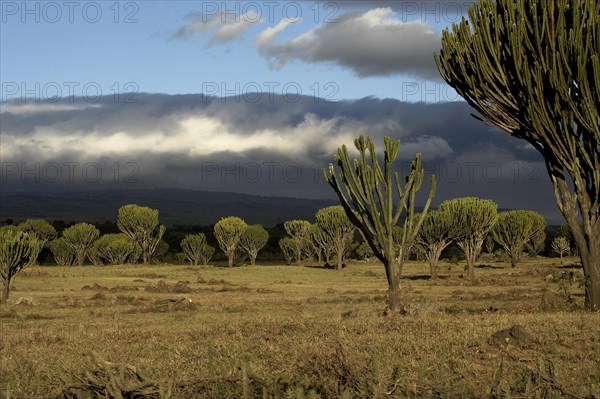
<box><xmin>175</xmin><ymin>252</ymin><xmax>186</xmax><ymax>265</ymax></box>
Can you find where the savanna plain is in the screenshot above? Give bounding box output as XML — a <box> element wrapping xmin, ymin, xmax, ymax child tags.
<box><xmin>1</xmin><ymin>257</ymin><xmax>599</xmax><ymax>399</ymax></box>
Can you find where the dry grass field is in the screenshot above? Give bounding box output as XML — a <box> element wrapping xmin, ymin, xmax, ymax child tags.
<box><xmin>1</xmin><ymin>256</ymin><xmax>599</xmax><ymax>398</ymax></box>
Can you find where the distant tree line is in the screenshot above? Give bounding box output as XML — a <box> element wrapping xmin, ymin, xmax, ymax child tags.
<box><xmin>0</xmin><ymin>202</ymin><xmax>575</xmax><ymax>306</ymax></box>
<box><xmin>0</xmin><ymin>209</ymin><xmax>575</xmax><ymax>270</ymax></box>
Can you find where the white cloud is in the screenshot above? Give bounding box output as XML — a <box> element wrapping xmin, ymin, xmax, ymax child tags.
<box><xmin>257</xmin><ymin>8</ymin><xmax>441</xmax><ymax>79</ymax></box>
<box><xmin>256</xmin><ymin>18</ymin><xmax>300</xmax><ymax>47</ymax></box>
<box><xmin>0</xmin><ymin>111</ymin><xmax>361</xmax><ymax>160</ymax></box>
<box><xmin>170</xmin><ymin>9</ymin><xmax>260</xmax><ymax>45</ymax></box>
<box><xmin>0</xmin><ymin>103</ymin><xmax>101</xmax><ymax>115</ymax></box>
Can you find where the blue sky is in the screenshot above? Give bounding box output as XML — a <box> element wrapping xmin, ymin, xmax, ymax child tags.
<box><xmin>1</xmin><ymin>1</ymin><xmax>465</xmax><ymax>102</ymax></box>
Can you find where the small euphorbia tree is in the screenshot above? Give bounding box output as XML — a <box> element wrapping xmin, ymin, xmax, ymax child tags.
<box><xmin>414</xmin><ymin>208</ymin><xmax>459</xmax><ymax>279</ymax></box>
<box><xmin>92</xmin><ymin>233</ymin><xmax>138</xmax><ymax>265</ymax></box>
<box><xmin>279</xmin><ymin>237</ymin><xmax>295</xmax><ymax>265</ymax></box>
<box><xmin>239</xmin><ymin>225</ymin><xmax>269</xmax><ymax>265</ymax></box>
<box><xmin>181</xmin><ymin>233</ymin><xmax>211</xmax><ymax>266</ymax></box>
<box><xmin>117</xmin><ymin>204</ymin><xmax>166</xmax><ymax>265</ymax></box>
<box><xmin>283</xmin><ymin>220</ymin><xmax>312</xmax><ymax>265</ymax></box>
<box><xmin>17</xmin><ymin>219</ymin><xmax>57</xmax><ymax>265</ymax></box>
<box><xmin>552</xmin><ymin>236</ymin><xmax>570</xmax><ymax>265</ymax></box>
<box><xmin>315</xmin><ymin>206</ymin><xmax>355</xmax><ymax>270</ymax></box>
<box><xmin>492</xmin><ymin>210</ymin><xmax>546</xmax><ymax>267</ymax></box>
<box><xmin>0</xmin><ymin>229</ymin><xmax>38</xmax><ymax>304</ymax></box>
<box><xmin>214</xmin><ymin>217</ymin><xmax>247</xmax><ymax>267</ymax></box>
<box><xmin>439</xmin><ymin>197</ymin><xmax>498</xmax><ymax>280</ymax></box>
<box><xmin>311</xmin><ymin>224</ymin><xmax>334</xmax><ymax>264</ymax></box>
<box><xmin>62</xmin><ymin>223</ymin><xmax>100</xmax><ymax>266</ymax></box>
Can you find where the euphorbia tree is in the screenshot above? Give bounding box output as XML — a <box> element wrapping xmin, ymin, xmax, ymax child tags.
<box><xmin>17</xmin><ymin>219</ymin><xmax>56</xmax><ymax>265</ymax></box>
<box><xmin>283</xmin><ymin>220</ymin><xmax>312</xmax><ymax>265</ymax></box>
<box><xmin>92</xmin><ymin>233</ymin><xmax>138</xmax><ymax>265</ymax></box>
<box><xmin>439</xmin><ymin>198</ymin><xmax>498</xmax><ymax>280</ymax></box>
<box><xmin>239</xmin><ymin>225</ymin><xmax>269</xmax><ymax>265</ymax></box>
<box><xmin>414</xmin><ymin>208</ymin><xmax>459</xmax><ymax>279</ymax></box>
<box><xmin>325</xmin><ymin>135</ymin><xmax>436</xmax><ymax>311</ymax></box>
<box><xmin>552</xmin><ymin>236</ymin><xmax>570</xmax><ymax>265</ymax></box>
<box><xmin>436</xmin><ymin>0</ymin><xmax>600</xmax><ymax>308</ymax></box>
<box><xmin>117</xmin><ymin>204</ymin><xmax>166</xmax><ymax>265</ymax></box>
<box><xmin>493</xmin><ymin>210</ymin><xmax>546</xmax><ymax>267</ymax></box>
<box><xmin>49</xmin><ymin>237</ymin><xmax>75</xmax><ymax>266</ymax></box>
<box><xmin>0</xmin><ymin>229</ymin><xmax>38</xmax><ymax>304</ymax></box>
<box><xmin>310</xmin><ymin>224</ymin><xmax>334</xmax><ymax>264</ymax></box>
<box><xmin>278</xmin><ymin>237</ymin><xmax>295</xmax><ymax>265</ymax></box>
<box><xmin>214</xmin><ymin>216</ymin><xmax>247</xmax><ymax>267</ymax></box>
<box><xmin>181</xmin><ymin>233</ymin><xmax>213</xmax><ymax>266</ymax></box>
<box><xmin>62</xmin><ymin>223</ymin><xmax>100</xmax><ymax>266</ymax></box>
<box><xmin>315</xmin><ymin>206</ymin><xmax>355</xmax><ymax>270</ymax></box>
<box><xmin>526</xmin><ymin>217</ymin><xmax>547</xmax><ymax>255</ymax></box>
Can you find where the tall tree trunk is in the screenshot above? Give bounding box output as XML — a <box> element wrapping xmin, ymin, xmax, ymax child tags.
<box><xmin>427</xmin><ymin>246</ymin><xmax>443</xmax><ymax>280</ymax></box>
<box><xmin>510</xmin><ymin>251</ymin><xmax>517</xmax><ymax>268</ymax></box>
<box><xmin>467</xmin><ymin>261</ymin><xmax>475</xmax><ymax>281</ymax></box>
<box><xmin>575</xmin><ymin>228</ymin><xmax>600</xmax><ymax>310</ymax></box>
<box><xmin>430</xmin><ymin>260</ymin><xmax>438</xmax><ymax>279</ymax></box>
<box><xmin>385</xmin><ymin>259</ymin><xmax>401</xmax><ymax>311</ymax></box>
<box><xmin>466</xmin><ymin>249</ymin><xmax>476</xmax><ymax>281</ymax></box>
<box><xmin>336</xmin><ymin>242</ymin><xmax>344</xmax><ymax>270</ymax></box>
<box><xmin>459</xmin><ymin>240</ymin><xmax>478</xmax><ymax>281</ymax></box>
<box><xmin>228</xmin><ymin>253</ymin><xmax>234</xmax><ymax>268</ymax></box>
<box><xmin>294</xmin><ymin>242</ymin><xmax>301</xmax><ymax>265</ymax></box>
<box><xmin>464</xmin><ymin>246</ymin><xmax>476</xmax><ymax>281</ymax></box>
<box><xmin>575</xmin><ymin>231</ymin><xmax>600</xmax><ymax>309</ymax></box>
<box><xmin>552</xmin><ymin>177</ymin><xmax>600</xmax><ymax>310</ymax></box>
<box><xmin>387</xmin><ymin>278</ymin><xmax>400</xmax><ymax>311</ymax></box>
<box><xmin>2</xmin><ymin>279</ymin><xmax>10</xmax><ymax>305</ymax></box>
<box><xmin>77</xmin><ymin>251</ymin><xmax>85</xmax><ymax>266</ymax></box>
<box><xmin>586</xmin><ymin>249</ymin><xmax>600</xmax><ymax>309</ymax></box>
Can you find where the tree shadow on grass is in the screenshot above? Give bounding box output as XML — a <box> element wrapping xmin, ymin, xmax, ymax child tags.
<box><xmin>402</xmin><ymin>274</ymin><xmax>455</xmax><ymax>280</ymax></box>
<box><xmin>304</xmin><ymin>263</ymin><xmax>346</xmax><ymax>270</ymax></box>
<box><xmin>475</xmin><ymin>264</ymin><xmax>506</xmax><ymax>269</ymax></box>
<box><xmin>555</xmin><ymin>263</ymin><xmax>582</xmax><ymax>269</ymax></box>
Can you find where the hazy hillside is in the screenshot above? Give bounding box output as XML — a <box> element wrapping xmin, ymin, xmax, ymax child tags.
<box><xmin>0</xmin><ymin>189</ymin><xmax>338</xmax><ymax>227</ymax></box>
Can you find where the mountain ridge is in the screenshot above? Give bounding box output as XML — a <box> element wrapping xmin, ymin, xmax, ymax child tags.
<box><xmin>0</xmin><ymin>188</ymin><xmax>339</xmax><ymax>227</ymax></box>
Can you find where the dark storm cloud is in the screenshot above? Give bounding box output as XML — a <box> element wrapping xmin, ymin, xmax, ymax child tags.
<box><xmin>0</xmin><ymin>94</ymin><xmax>538</xmax><ymax>163</ymax></box>
<box><xmin>0</xmin><ymin>93</ymin><xmax>561</xmax><ymax>223</ymax></box>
